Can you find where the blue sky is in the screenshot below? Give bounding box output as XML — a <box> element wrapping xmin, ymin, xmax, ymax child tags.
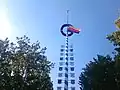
<box><xmin>0</xmin><ymin>0</ymin><xmax>120</xmax><ymax>89</ymax></box>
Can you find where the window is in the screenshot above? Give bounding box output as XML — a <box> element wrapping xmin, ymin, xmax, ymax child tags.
<box><xmin>70</xmin><ymin>45</ymin><xmax>73</xmax><ymax>48</ymax></box>
<box><xmin>60</xmin><ymin>57</ymin><xmax>63</xmax><ymax>60</ymax></box>
<box><xmin>59</xmin><ymin>62</ymin><xmax>64</xmax><ymax>66</ymax></box>
<box><xmin>61</xmin><ymin>45</ymin><xmax>64</xmax><ymax>48</ymax></box>
<box><xmin>60</xmin><ymin>49</ymin><xmax>64</xmax><ymax>52</ymax></box>
<box><xmin>70</xmin><ymin>62</ymin><xmax>74</xmax><ymax>66</ymax></box>
<box><xmin>59</xmin><ymin>67</ymin><xmax>63</xmax><ymax>71</ymax></box>
<box><xmin>71</xmin><ymin>80</ymin><xmax>75</xmax><ymax>84</ymax></box>
<box><xmin>57</xmin><ymin>87</ymin><xmax>62</xmax><ymax>90</ymax></box>
<box><xmin>70</xmin><ymin>49</ymin><xmax>73</xmax><ymax>52</ymax></box>
<box><xmin>60</xmin><ymin>53</ymin><xmax>64</xmax><ymax>56</ymax></box>
<box><xmin>70</xmin><ymin>73</ymin><xmax>75</xmax><ymax>78</ymax></box>
<box><xmin>58</xmin><ymin>79</ymin><xmax>62</xmax><ymax>84</ymax></box>
<box><xmin>69</xmin><ymin>53</ymin><xmax>73</xmax><ymax>56</ymax></box>
<box><xmin>70</xmin><ymin>67</ymin><xmax>74</xmax><ymax>71</ymax></box>
<box><xmin>70</xmin><ymin>57</ymin><xmax>74</xmax><ymax>60</ymax></box>
<box><xmin>71</xmin><ymin>87</ymin><xmax>75</xmax><ymax>90</ymax></box>
<box><xmin>58</xmin><ymin>73</ymin><xmax>63</xmax><ymax>77</ymax></box>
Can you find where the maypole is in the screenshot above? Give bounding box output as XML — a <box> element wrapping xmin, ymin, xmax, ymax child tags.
<box><xmin>64</xmin><ymin>10</ymin><xmax>69</xmax><ymax>90</ymax></box>
<box><xmin>57</xmin><ymin>10</ymin><xmax>80</xmax><ymax>90</ymax></box>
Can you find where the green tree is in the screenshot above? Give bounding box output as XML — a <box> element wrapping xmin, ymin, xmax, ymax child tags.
<box><xmin>79</xmin><ymin>30</ymin><xmax>120</xmax><ymax>90</ymax></box>
<box><xmin>79</xmin><ymin>55</ymin><xmax>117</xmax><ymax>90</ymax></box>
<box><xmin>0</xmin><ymin>35</ymin><xmax>53</xmax><ymax>90</ymax></box>
<box><xmin>107</xmin><ymin>30</ymin><xmax>120</xmax><ymax>89</ymax></box>
<box><xmin>107</xmin><ymin>30</ymin><xmax>120</xmax><ymax>67</ymax></box>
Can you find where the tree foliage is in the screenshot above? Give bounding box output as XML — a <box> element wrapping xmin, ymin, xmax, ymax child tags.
<box><xmin>79</xmin><ymin>55</ymin><xmax>118</xmax><ymax>90</ymax></box>
<box><xmin>79</xmin><ymin>30</ymin><xmax>120</xmax><ymax>90</ymax></box>
<box><xmin>0</xmin><ymin>35</ymin><xmax>53</xmax><ymax>90</ymax></box>
<box><xmin>107</xmin><ymin>30</ymin><xmax>120</xmax><ymax>67</ymax></box>
<box><xmin>107</xmin><ymin>30</ymin><xmax>120</xmax><ymax>46</ymax></box>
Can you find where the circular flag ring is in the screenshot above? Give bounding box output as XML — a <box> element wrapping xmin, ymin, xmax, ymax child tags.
<box><xmin>60</xmin><ymin>24</ymin><xmax>73</xmax><ymax>36</ymax></box>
